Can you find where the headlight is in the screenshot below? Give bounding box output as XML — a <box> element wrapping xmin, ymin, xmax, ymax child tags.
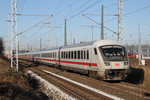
<box><xmin>104</xmin><ymin>61</ymin><xmax>110</xmax><ymax>66</ymax></box>
<box><xmin>124</xmin><ymin>62</ymin><xmax>128</xmax><ymax>65</ymax></box>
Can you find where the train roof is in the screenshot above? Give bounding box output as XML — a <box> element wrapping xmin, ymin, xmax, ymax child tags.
<box><xmin>61</xmin><ymin>41</ymin><xmax>95</xmax><ymax>49</ymax></box>
<box><xmin>19</xmin><ymin>47</ymin><xmax>60</xmax><ymax>54</ymax></box>
<box><xmin>61</xmin><ymin>40</ymin><xmax>122</xmax><ymax>49</ymax></box>
<box><xmin>19</xmin><ymin>40</ymin><xmax>122</xmax><ymax>54</ymax></box>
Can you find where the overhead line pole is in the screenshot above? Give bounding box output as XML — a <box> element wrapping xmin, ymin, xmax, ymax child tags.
<box><xmin>138</xmin><ymin>25</ymin><xmax>142</xmax><ymax>65</ymax></box>
<box><xmin>10</xmin><ymin>0</ymin><xmax>18</xmax><ymax>71</ymax></box>
<box><xmin>43</xmin><ymin>16</ymin><xmax>51</xmax><ymax>48</ymax></box>
<box><xmin>118</xmin><ymin>0</ymin><xmax>124</xmax><ymax>43</ymax></box>
<box><xmin>82</xmin><ymin>14</ymin><xmax>117</xmax><ymax>35</ymax></box>
<box><xmin>17</xmin><ymin>14</ymin><xmax>53</xmax><ymax>36</ymax></box>
<box><xmin>64</xmin><ymin>19</ymin><xmax>67</xmax><ymax>46</ymax></box>
<box><xmin>83</xmin><ymin>25</ymin><xmax>98</xmax><ymax>41</ymax></box>
<box><xmin>101</xmin><ymin>5</ymin><xmax>104</xmax><ymax>40</ymax></box>
<box><xmin>40</xmin><ymin>38</ymin><xmax>42</xmax><ymax>50</ymax></box>
<box><xmin>16</xmin><ymin>14</ymin><xmax>52</xmax><ymax>49</ymax></box>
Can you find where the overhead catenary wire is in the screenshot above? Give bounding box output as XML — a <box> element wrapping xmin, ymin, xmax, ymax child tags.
<box><xmin>53</xmin><ymin>0</ymin><xmax>64</xmax><ymax>15</ymax></box>
<box><xmin>69</xmin><ymin>0</ymin><xmax>80</xmax><ymax>7</ymax></box>
<box><xmin>10</xmin><ymin>1</ymin><xmax>150</xmax><ymax>51</ymax></box>
<box><xmin>54</xmin><ymin>0</ymin><xmax>92</xmax><ymax>24</ymax></box>
<box><xmin>41</xmin><ymin>0</ymin><xmax>102</xmax><ymax>36</ymax></box>
<box><xmin>19</xmin><ymin>0</ymin><xmax>26</xmax><ymax>14</ymax></box>
<box><xmin>21</xmin><ymin>26</ymin><xmax>43</xmax><ymax>44</ymax></box>
<box><xmin>91</xmin><ymin>3</ymin><xmax>117</xmax><ymax>13</ymax></box>
<box><xmin>67</xmin><ymin>0</ymin><xmax>101</xmax><ymax>21</ymax></box>
<box><xmin>52</xmin><ymin>0</ymin><xmax>80</xmax><ymax>17</ymax></box>
<box><xmin>21</xmin><ymin>1</ymin><xmax>150</xmax><ymax>43</ymax></box>
<box><xmin>82</xmin><ymin>14</ymin><xmax>117</xmax><ymax>34</ymax></box>
<box><xmin>64</xmin><ymin>0</ymin><xmax>92</xmax><ymax>18</ymax></box>
<box><xmin>20</xmin><ymin>0</ymin><xmax>102</xmax><ymax>44</ymax></box>
<box><xmin>18</xmin><ymin>16</ymin><xmax>50</xmax><ymax>36</ymax></box>
<box><xmin>104</xmin><ymin>5</ymin><xmax>150</xmax><ymax>24</ymax></box>
<box><xmin>125</xmin><ymin>5</ymin><xmax>150</xmax><ymax>16</ymax></box>
<box><xmin>17</xmin><ymin>0</ymin><xmax>26</xmax><ymax>21</ymax></box>
<box><xmin>87</xmin><ymin>4</ymin><xmax>150</xmax><ymax>31</ymax></box>
<box><xmin>85</xmin><ymin>4</ymin><xmax>150</xmax><ymax>37</ymax></box>
<box><xmin>16</xmin><ymin>0</ymin><xmax>22</xmax><ymax>13</ymax></box>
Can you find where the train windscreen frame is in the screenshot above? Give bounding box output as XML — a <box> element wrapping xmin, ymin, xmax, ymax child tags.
<box><xmin>99</xmin><ymin>45</ymin><xmax>128</xmax><ymax>61</ymax></box>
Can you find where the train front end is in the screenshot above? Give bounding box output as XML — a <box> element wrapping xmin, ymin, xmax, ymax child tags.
<box><xmin>97</xmin><ymin>42</ymin><xmax>131</xmax><ymax>80</ymax></box>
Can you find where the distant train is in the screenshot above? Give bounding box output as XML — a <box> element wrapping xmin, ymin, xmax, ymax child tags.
<box><xmin>18</xmin><ymin>40</ymin><xmax>131</xmax><ymax>80</ymax></box>
<box><xmin>128</xmin><ymin>53</ymin><xmax>136</xmax><ymax>58</ymax></box>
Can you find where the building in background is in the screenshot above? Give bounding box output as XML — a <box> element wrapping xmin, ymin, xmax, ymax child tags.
<box><xmin>125</xmin><ymin>45</ymin><xmax>150</xmax><ymax>57</ymax></box>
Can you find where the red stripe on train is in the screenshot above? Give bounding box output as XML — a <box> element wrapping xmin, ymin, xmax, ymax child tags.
<box><xmin>34</xmin><ymin>58</ymin><xmax>97</xmax><ymax>67</ymax></box>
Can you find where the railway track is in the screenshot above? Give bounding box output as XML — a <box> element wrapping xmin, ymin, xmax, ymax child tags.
<box><xmin>29</xmin><ymin>68</ymin><xmax>112</xmax><ymax>100</ymax></box>
<box><xmin>35</xmin><ymin>66</ymin><xmax>150</xmax><ymax>100</ymax></box>
<box><xmin>61</xmin><ymin>71</ymin><xmax>150</xmax><ymax>99</ymax></box>
<box><xmin>20</xmin><ymin>60</ymin><xmax>150</xmax><ymax>100</ymax></box>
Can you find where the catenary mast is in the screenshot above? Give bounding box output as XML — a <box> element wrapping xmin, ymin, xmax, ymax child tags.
<box><xmin>118</xmin><ymin>0</ymin><xmax>124</xmax><ymax>43</ymax></box>
<box><xmin>10</xmin><ymin>0</ymin><xmax>18</xmax><ymax>71</ymax></box>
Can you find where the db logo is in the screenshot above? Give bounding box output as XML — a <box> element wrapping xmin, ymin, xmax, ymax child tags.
<box><xmin>115</xmin><ymin>63</ymin><xmax>120</xmax><ymax>66</ymax></box>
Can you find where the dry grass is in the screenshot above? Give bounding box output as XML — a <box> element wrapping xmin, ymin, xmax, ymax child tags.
<box><xmin>129</xmin><ymin>59</ymin><xmax>150</xmax><ymax>87</ymax></box>
<box><xmin>0</xmin><ymin>58</ymin><xmax>29</xmax><ymax>90</ymax></box>
<box><xmin>0</xmin><ymin>57</ymin><xmax>49</xmax><ymax>100</ymax></box>
<box><xmin>138</xmin><ymin>66</ymin><xmax>150</xmax><ymax>87</ymax></box>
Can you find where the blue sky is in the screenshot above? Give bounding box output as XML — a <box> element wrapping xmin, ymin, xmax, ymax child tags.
<box><xmin>0</xmin><ymin>0</ymin><xmax>150</xmax><ymax>50</ymax></box>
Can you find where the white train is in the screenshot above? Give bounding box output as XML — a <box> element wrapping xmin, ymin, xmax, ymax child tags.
<box><xmin>19</xmin><ymin>40</ymin><xmax>131</xmax><ymax>80</ymax></box>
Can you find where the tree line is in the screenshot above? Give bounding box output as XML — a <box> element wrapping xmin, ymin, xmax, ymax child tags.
<box><xmin>0</xmin><ymin>37</ymin><xmax>4</xmax><ymax>56</ymax></box>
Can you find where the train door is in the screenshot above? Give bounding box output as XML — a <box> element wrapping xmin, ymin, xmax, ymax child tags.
<box><xmin>83</xmin><ymin>47</ymin><xmax>92</xmax><ymax>69</ymax></box>
<box><xmin>54</xmin><ymin>51</ymin><xmax>57</xmax><ymax>65</ymax></box>
<box><xmin>57</xmin><ymin>47</ymin><xmax>62</xmax><ymax>67</ymax></box>
<box><xmin>55</xmin><ymin>50</ymin><xmax>59</xmax><ymax>67</ymax></box>
<box><xmin>83</xmin><ymin>48</ymin><xmax>88</xmax><ymax>70</ymax></box>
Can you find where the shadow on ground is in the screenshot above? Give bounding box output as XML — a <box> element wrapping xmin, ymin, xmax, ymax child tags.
<box><xmin>0</xmin><ymin>79</ymin><xmax>48</xmax><ymax>100</ymax></box>
<box><xmin>0</xmin><ymin>82</ymin><xmax>49</xmax><ymax>100</ymax></box>
<box><xmin>125</xmin><ymin>67</ymin><xmax>144</xmax><ymax>84</ymax></box>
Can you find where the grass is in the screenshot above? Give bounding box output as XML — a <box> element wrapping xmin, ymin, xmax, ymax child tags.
<box><xmin>0</xmin><ymin>57</ymin><xmax>49</xmax><ymax>100</ymax></box>
<box><xmin>129</xmin><ymin>58</ymin><xmax>150</xmax><ymax>87</ymax></box>
<box><xmin>141</xmin><ymin>66</ymin><xmax>150</xmax><ymax>87</ymax></box>
<box><xmin>0</xmin><ymin>58</ymin><xmax>28</xmax><ymax>88</ymax></box>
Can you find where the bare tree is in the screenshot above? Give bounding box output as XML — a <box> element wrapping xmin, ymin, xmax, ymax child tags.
<box><xmin>0</xmin><ymin>37</ymin><xmax>4</xmax><ymax>56</ymax></box>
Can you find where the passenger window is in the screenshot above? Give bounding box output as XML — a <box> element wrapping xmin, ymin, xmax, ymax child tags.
<box><xmin>63</xmin><ymin>52</ymin><xmax>65</xmax><ymax>58</ymax></box>
<box><xmin>78</xmin><ymin>51</ymin><xmax>80</xmax><ymax>59</ymax></box>
<box><xmin>74</xmin><ymin>51</ymin><xmax>76</xmax><ymax>59</ymax></box>
<box><xmin>66</xmin><ymin>52</ymin><xmax>67</xmax><ymax>59</ymax></box>
<box><xmin>64</xmin><ymin>52</ymin><xmax>66</xmax><ymax>59</ymax></box>
<box><xmin>81</xmin><ymin>51</ymin><xmax>83</xmax><ymax>59</ymax></box>
<box><xmin>67</xmin><ymin>52</ymin><xmax>69</xmax><ymax>59</ymax></box>
<box><xmin>84</xmin><ymin>51</ymin><xmax>86</xmax><ymax>59</ymax></box>
<box><xmin>94</xmin><ymin>48</ymin><xmax>97</xmax><ymax>55</ymax></box>
<box><xmin>66</xmin><ymin>52</ymin><xmax>68</xmax><ymax>59</ymax></box>
<box><xmin>71</xmin><ymin>51</ymin><xmax>73</xmax><ymax>59</ymax></box>
<box><xmin>68</xmin><ymin>52</ymin><xmax>69</xmax><ymax>59</ymax></box>
<box><xmin>61</xmin><ymin>52</ymin><xmax>63</xmax><ymax>58</ymax></box>
<box><xmin>87</xmin><ymin>50</ymin><xmax>89</xmax><ymax>59</ymax></box>
<box><xmin>69</xmin><ymin>51</ymin><xmax>71</xmax><ymax>59</ymax></box>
